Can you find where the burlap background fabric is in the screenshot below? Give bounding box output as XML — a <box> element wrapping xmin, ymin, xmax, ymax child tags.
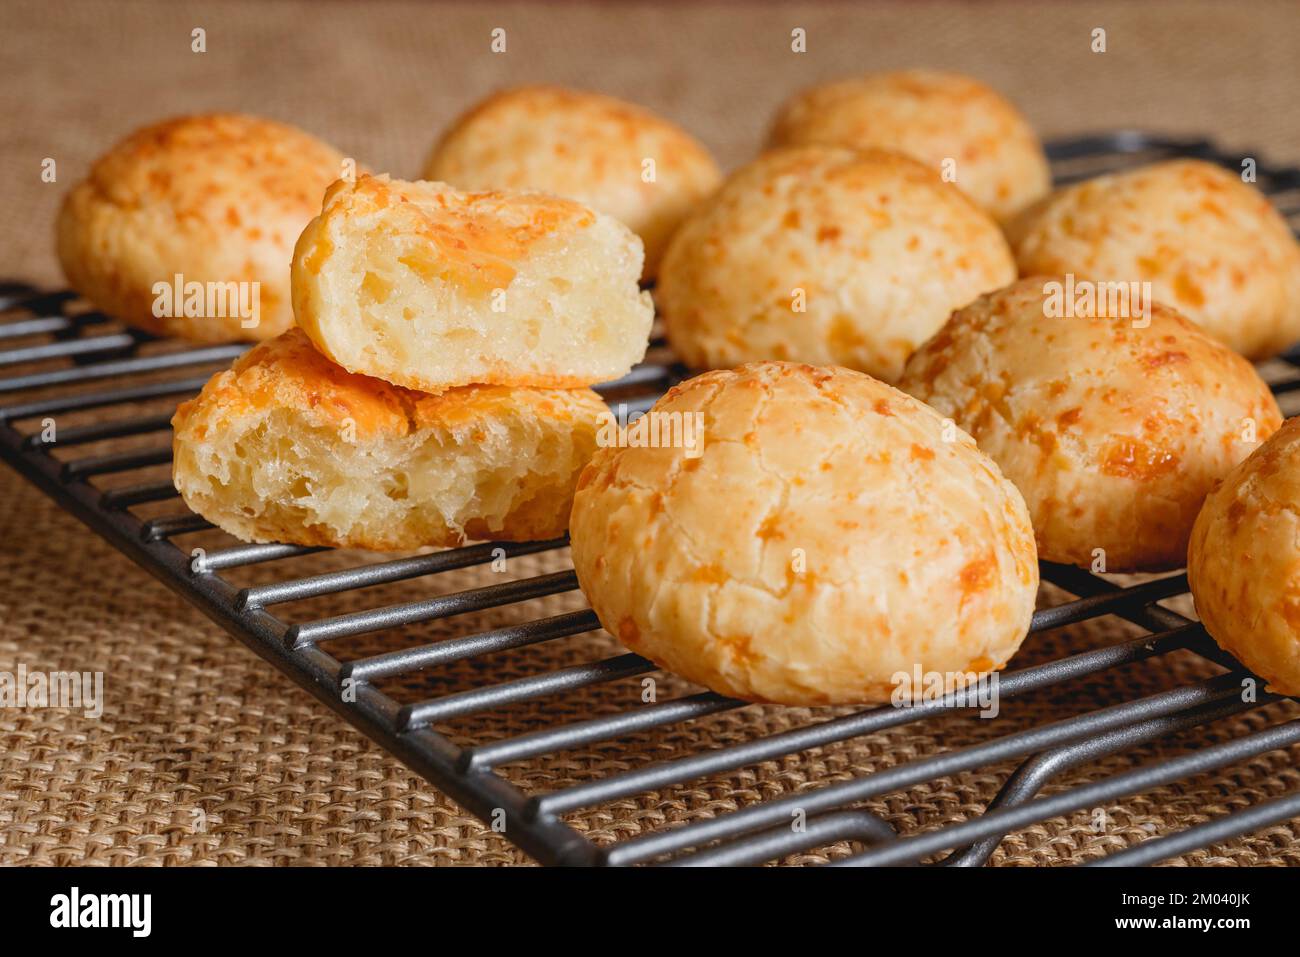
<box><xmin>3</xmin><ymin>0</ymin><xmax>1300</xmax><ymax>866</ymax></box>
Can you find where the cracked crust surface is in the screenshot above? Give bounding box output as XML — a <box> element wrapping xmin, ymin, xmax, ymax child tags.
<box><xmin>172</xmin><ymin>328</ymin><xmax>609</xmax><ymax>549</ymax></box>
<box><xmin>56</xmin><ymin>113</ymin><xmax>346</xmax><ymax>342</ymax></box>
<box><xmin>569</xmin><ymin>361</ymin><xmax>1039</xmax><ymax>705</ymax></box>
<box><xmin>1189</xmin><ymin>416</ymin><xmax>1300</xmax><ymax>695</ymax></box>
<box><xmin>899</xmin><ymin>277</ymin><xmax>1282</xmax><ymax>571</ymax></box>
<box><xmin>767</xmin><ymin>69</ymin><xmax>1050</xmax><ymax>226</ymax></box>
<box><xmin>423</xmin><ymin>85</ymin><xmax>722</xmax><ymax>279</ymax></box>
<box><xmin>658</xmin><ymin>146</ymin><xmax>1016</xmax><ymax>383</ymax></box>
<box><xmin>1008</xmin><ymin>159</ymin><xmax>1300</xmax><ymax>359</ymax></box>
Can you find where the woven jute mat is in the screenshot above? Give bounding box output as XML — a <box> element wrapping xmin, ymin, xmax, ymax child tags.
<box><xmin>3</xmin><ymin>0</ymin><xmax>1300</xmax><ymax>866</ymax></box>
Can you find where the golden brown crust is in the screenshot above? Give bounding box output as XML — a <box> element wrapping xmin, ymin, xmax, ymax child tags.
<box><xmin>899</xmin><ymin>277</ymin><xmax>1282</xmax><ymax>571</ymax></box>
<box><xmin>424</xmin><ymin>85</ymin><xmax>722</xmax><ymax>278</ymax></box>
<box><xmin>57</xmin><ymin>113</ymin><xmax>346</xmax><ymax>342</ymax></box>
<box><xmin>569</xmin><ymin>361</ymin><xmax>1039</xmax><ymax>706</ymax></box>
<box><xmin>291</xmin><ymin>174</ymin><xmax>654</xmax><ymax>393</ymax></box>
<box><xmin>172</xmin><ymin>329</ymin><xmax>609</xmax><ymax>550</ymax></box>
<box><xmin>658</xmin><ymin>146</ymin><xmax>1016</xmax><ymax>383</ymax></box>
<box><xmin>768</xmin><ymin>70</ymin><xmax>1051</xmax><ymax>225</ymax></box>
<box><xmin>305</xmin><ymin>173</ymin><xmax>599</xmax><ymax>294</ymax></box>
<box><xmin>1008</xmin><ymin>159</ymin><xmax>1300</xmax><ymax>359</ymax></box>
<box><xmin>1189</xmin><ymin>417</ymin><xmax>1300</xmax><ymax>695</ymax></box>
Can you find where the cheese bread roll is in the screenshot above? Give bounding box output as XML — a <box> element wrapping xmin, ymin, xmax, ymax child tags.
<box><xmin>173</xmin><ymin>329</ymin><xmax>608</xmax><ymax>550</ymax></box>
<box><xmin>424</xmin><ymin>85</ymin><xmax>721</xmax><ymax>278</ymax></box>
<box><xmin>570</xmin><ymin>361</ymin><xmax>1039</xmax><ymax>705</ymax></box>
<box><xmin>659</xmin><ymin>147</ymin><xmax>1015</xmax><ymax>383</ymax></box>
<box><xmin>1189</xmin><ymin>416</ymin><xmax>1300</xmax><ymax>695</ymax></box>
<box><xmin>769</xmin><ymin>70</ymin><xmax>1050</xmax><ymax>226</ymax></box>
<box><xmin>57</xmin><ymin>113</ymin><xmax>346</xmax><ymax>342</ymax></box>
<box><xmin>900</xmin><ymin>278</ymin><xmax>1281</xmax><ymax>571</ymax></box>
<box><xmin>1009</xmin><ymin>160</ymin><xmax>1300</xmax><ymax>359</ymax></box>
<box><xmin>292</xmin><ymin>174</ymin><xmax>654</xmax><ymax>392</ymax></box>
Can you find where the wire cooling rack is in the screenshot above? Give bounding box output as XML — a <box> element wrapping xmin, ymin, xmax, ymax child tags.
<box><xmin>3</xmin><ymin>132</ymin><xmax>1300</xmax><ymax>867</ymax></box>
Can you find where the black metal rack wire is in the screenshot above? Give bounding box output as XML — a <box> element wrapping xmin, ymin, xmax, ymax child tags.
<box><xmin>4</xmin><ymin>132</ymin><xmax>1300</xmax><ymax>867</ymax></box>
